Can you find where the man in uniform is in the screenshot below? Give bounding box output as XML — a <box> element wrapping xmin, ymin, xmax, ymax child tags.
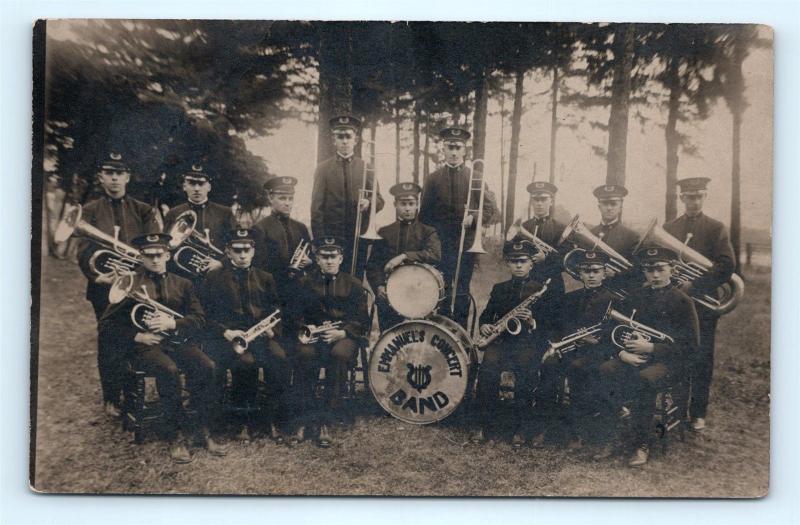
<box><xmin>99</xmin><ymin>233</ymin><xmax>225</xmax><ymax>463</ymax></box>
<box><xmin>588</xmin><ymin>184</ymin><xmax>641</xmax><ymax>294</ymax></box>
<box><xmin>472</xmin><ymin>240</ymin><xmax>551</xmax><ymax>447</ymax></box>
<box><xmin>663</xmin><ymin>177</ymin><xmax>735</xmax><ymax>431</ymax></box>
<box><xmin>200</xmin><ymin>228</ymin><xmax>289</xmax><ymax>443</ymax></box>
<box><xmin>419</xmin><ymin>127</ymin><xmax>497</xmax><ymax>327</ymax></box>
<box><xmin>310</xmin><ymin>115</ymin><xmax>384</xmax><ymax>275</ymax></box>
<box><xmin>517</xmin><ymin>181</ymin><xmax>566</xmax><ymax>299</ymax></box>
<box><xmin>163</xmin><ymin>165</ymin><xmax>234</xmax><ymax>277</ymax></box>
<box><xmin>596</xmin><ymin>247</ymin><xmax>699</xmax><ymax>466</ymax></box>
<box><xmin>77</xmin><ymin>152</ymin><xmax>161</xmax><ymax>417</ymax></box>
<box><xmin>366</xmin><ymin>182</ymin><xmax>442</xmax><ymax>330</ymax></box>
<box><xmin>292</xmin><ymin>236</ymin><xmax>370</xmax><ymax>448</ymax></box>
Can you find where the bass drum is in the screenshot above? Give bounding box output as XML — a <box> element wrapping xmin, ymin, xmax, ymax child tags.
<box><xmin>368</xmin><ymin>315</ymin><xmax>473</xmax><ymax>424</ymax></box>
<box><xmin>385</xmin><ymin>262</ymin><xmax>445</xmax><ymax>319</ymax></box>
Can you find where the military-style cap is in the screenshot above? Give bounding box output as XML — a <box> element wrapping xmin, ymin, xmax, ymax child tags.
<box><xmin>131</xmin><ymin>233</ymin><xmax>172</xmax><ymax>255</ymax></box>
<box><xmin>677</xmin><ymin>177</ymin><xmax>711</xmax><ymax>195</ymax></box>
<box><xmin>573</xmin><ymin>250</ymin><xmax>610</xmax><ymax>269</ymax></box>
<box><xmin>98</xmin><ymin>152</ymin><xmax>128</xmax><ymax>173</ymax></box>
<box><xmin>329</xmin><ymin>115</ymin><xmax>361</xmax><ymax>132</ymax></box>
<box><xmin>313</xmin><ymin>236</ymin><xmax>344</xmax><ymax>255</ymax></box>
<box><xmin>224</xmin><ymin>228</ymin><xmax>257</xmax><ymax>249</ymax></box>
<box><xmin>527</xmin><ymin>181</ymin><xmax>558</xmax><ymax>196</ymax></box>
<box><xmin>439</xmin><ymin>127</ymin><xmax>471</xmax><ymax>143</ymax></box>
<box><xmin>593</xmin><ymin>184</ymin><xmax>628</xmax><ymax>200</ymax></box>
<box><xmin>389</xmin><ymin>182</ymin><xmax>422</xmax><ymax>199</ymax></box>
<box><xmin>636</xmin><ymin>246</ymin><xmax>677</xmax><ymax>267</ymax></box>
<box><xmin>264</xmin><ymin>176</ymin><xmax>297</xmax><ymax>195</ymax></box>
<box><xmin>182</xmin><ymin>164</ymin><xmax>211</xmax><ymax>182</ymax></box>
<box><xmin>503</xmin><ymin>240</ymin><xmax>537</xmax><ymax>259</ymax></box>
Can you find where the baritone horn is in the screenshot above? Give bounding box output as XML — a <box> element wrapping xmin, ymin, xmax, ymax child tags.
<box><xmin>604</xmin><ymin>304</ymin><xmax>674</xmax><ymax>349</ymax></box>
<box><xmin>505</xmin><ymin>218</ymin><xmax>558</xmax><ymax>256</ymax></box>
<box><xmin>108</xmin><ymin>273</ymin><xmax>186</xmax><ymax>343</ymax></box>
<box><xmin>54</xmin><ymin>204</ymin><xmax>141</xmax><ymax>276</ymax></box>
<box><xmin>635</xmin><ymin>218</ymin><xmax>745</xmax><ymax>315</ymax></box>
<box><xmin>450</xmin><ymin>159</ymin><xmax>487</xmax><ymax>315</ymax></box>
<box><xmin>166</xmin><ymin>210</ymin><xmax>224</xmax><ymax>276</ymax></box>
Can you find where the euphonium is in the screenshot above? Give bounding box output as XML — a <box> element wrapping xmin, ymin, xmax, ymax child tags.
<box><xmin>605</xmin><ymin>305</ymin><xmax>674</xmax><ymax>349</ymax></box>
<box><xmin>475</xmin><ymin>278</ymin><xmax>551</xmax><ymax>349</ymax></box>
<box><xmin>297</xmin><ymin>321</ymin><xmax>343</xmax><ymax>345</ymax></box>
<box><xmin>505</xmin><ymin>218</ymin><xmax>558</xmax><ymax>256</ymax></box>
<box><xmin>635</xmin><ymin>218</ymin><xmax>745</xmax><ymax>315</ymax></box>
<box><xmin>450</xmin><ymin>159</ymin><xmax>487</xmax><ymax>315</ymax></box>
<box><xmin>166</xmin><ymin>210</ymin><xmax>224</xmax><ymax>276</ymax></box>
<box><xmin>232</xmin><ymin>309</ymin><xmax>282</xmax><ymax>355</ymax></box>
<box><xmin>108</xmin><ymin>273</ymin><xmax>186</xmax><ymax>343</ymax></box>
<box><xmin>54</xmin><ymin>204</ymin><xmax>141</xmax><ymax>276</ymax></box>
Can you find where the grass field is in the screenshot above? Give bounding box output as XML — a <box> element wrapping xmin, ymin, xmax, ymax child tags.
<box><xmin>31</xmin><ymin>254</ymin><xmax>770</xmax><ymax>497</ymax></box>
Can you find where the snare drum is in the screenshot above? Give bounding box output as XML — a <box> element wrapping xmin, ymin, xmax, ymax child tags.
<box><xmin>368</xmin><ymin>315</ymin><xmax>474</xmax><ymax>424</ymax></box>
<box><xmin>385</xmin><ymin>262</ymin><xmax>445</xmax><ymax>319</ymax></box>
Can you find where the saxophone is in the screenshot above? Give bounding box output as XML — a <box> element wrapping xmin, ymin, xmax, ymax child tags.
<box><xmin>475</xmin><ymin>278</ymin><xmax>551</xmax><ymax>349</ymax></box>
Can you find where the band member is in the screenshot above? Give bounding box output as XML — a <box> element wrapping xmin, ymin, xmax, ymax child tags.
<box><xmin>99</xmin><ymin>233</ymin><xmax>225</xmax><ymax>463</ymax></box>
<box><xmin>293</xmin><ymin>236</ymin><xmax>370</xmax><ymax>448</ymax></box>
<box><xmin>472</xmin><ymin>240</ymin><xmax>551</xmax><ymax>446</ymax></box>
<box><xmin>589</xmin><ymin>184</ymin><xmax>641</xmax><ymax>292</ymax></box>
<box><xmin>310</xmin><ymin>115</ymin><xmax>384</xmax><ymax>275</ymax></box>
<box><xmin>77</xmin><ymin>152</ymin><xmax>160</xmax><ymax>417</ymax></box>
<box><xmin>419</xmin><ymin>127</ymin><xmax>497</xmax><ymax>327</ymax></box>
<box><xmin>539</xmin><ymin>250</ymin><xmax>618</xmax><ymax>451</ymax></box>
<box><xmin>366</xmin><ymin>182</ymin><xmax>442</xmax><ymax>330</ymax></box>
<box><xmin>163</xmin><ymin>165</ymin><xmax>234</xmax><ymax>276</ymax></box>
<box><xmin>597</xmin><ymin>247</ymin><xmax>699</xmax><ymax>467</ymax></box>
<box><xmin>200</xmin><ymin>228</ymin><xmax>289</xmax><ymax>443</ymax></box>
<box><xmin>518</xmin><ymin>181</ymin><xmax>566</xmax><ymax>298</ymax></box>
<box><xmin>663</xmin><ymin>177</ymin><xmax>735</xmax><ymax>431</ymax></box>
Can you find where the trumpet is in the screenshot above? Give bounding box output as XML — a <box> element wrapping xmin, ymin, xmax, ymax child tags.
<box><xmin>108</xmin><ymin>273</ymin><xmax>186</xmax><ymax>343</ymax></box>
<box><xmin>298</xmin><ymin>321</ymin><xmax>343</xmax><ymax>345</ymax></box>
<box><xmin>475</xmin><ymin>278</ymin><xmax>551</xmax><ymax>349</ymax></box>
<box><xmin>289</xmin><ymin>239</ymin><xmax>311</xmax><ymax>272</ymax></box>
<box><xmin>54</xmin><ymin>204</ymin><xmax>142</xmax><ymax>277</ymax></box>
<box><xmin>450</xmin><ymin>159</ymin><xmax>487</xmax><ymax>315</ymax></box>
<box><xmin>635</xmin><ymin>218</ymin><xmax>745</xmax><ymax>315</ymax></box>
<box><xmin>351</xmin><ymin>140</ymin><xmax>384</xmax><ymax>276</ymax></box>
<box><xmin>505</xmin><ymin>218</ymin><xmax>558</xmax><ymax>256</ymax></box>
<box><xmin>166</xmin><ymin>210</ymin><xmax>224</xmax><ymax>276</ymax></box>
<box><xmin>232</xmin><ymin>309</ymin><xmax>282</xmax><ymax>355</ymax></box>
<box><xmin>542</xmin><ymin>321</ymin><xmax>605</xmax><ymax>361</ymax></box>
<box><xmin>605</xmin><ymin>305</ymin><xmax>674</xmax><ymax>349</ymax></box>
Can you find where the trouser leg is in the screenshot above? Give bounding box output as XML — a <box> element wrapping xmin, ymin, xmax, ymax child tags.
<box><xmin>172</xmin><ymin>344</ymin><xmax>217</xmax><ymax>435</ymax></box>
<box><xmin>474</xmin><ymin>346</ymin><xmax>502</xmax><ymax>429</ymax></box>
<box><xmin>377</xmin><ymin>298</ymin><xmax>403</xmax><ymax>332</ymax></box>
<box><xmin>133</xmin><ymin>345</ymin><xmax>182</xmax><ymax>440</ymax></box>
<box><xmin>631</xmin><ymin>363</ymin><xmax>670</xmax><ymax>447</ymax></box>
<box><xmin>512</xmin><ymin>345</ymin><xmax>541</xmax><ymax>436</ymax></box>
<box><xmin>323</xmin><ymin>338</ymin><xmax>358</xmax><ymax>423</ymax></box>
<box><xmin>258</xmin><ymin>338</ymin><xmax>290</xmax><ymax>426</ymax></box>
<box><xmin>293</xmin><ymin>343</ymin><xmax>320</xmax><ymax>428</ymax></box>
<box><xmin>91</xmin><ymin>292</ymin><xmax>123</xmax><ymax>406</ymax></box>
<box><xmin>597</xmin><ymin>358</ymin><xmax>630</xmax><ymax>445</ymax></box>
<box><xmin>690</xmin><ymin>315</ymin><xmax>718</xmax><ymax>419</ymax></box>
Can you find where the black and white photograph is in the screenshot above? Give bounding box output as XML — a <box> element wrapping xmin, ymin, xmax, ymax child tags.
<box><xmin>30</xmin><ymin>20</ymin><xmax>773</xmax><ymax>497</ymax></box>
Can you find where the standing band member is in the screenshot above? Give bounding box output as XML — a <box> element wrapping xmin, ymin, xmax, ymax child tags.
<box><xmin>472</xmin><ymin>240</ymin><xmax>551</xmax><ymax>447</ymax></box>
<box><xmin>597</xmin><ymin>246</ymin><xmax>699</xmax><ymax>467</ymax></box>
<box><xmin>310</xmin><ymin>115</ymin><xmax>384</xmax><ymax>276</ymax></box>
<box><xmin>589</xmin><ymin>184</ymin><xmax>640</xmax><ymax>292</ymax></box>
<box><xmin>420</xmin><ymin>127</ymin><xmax>497</xmax><ymax>327</ymax></box>
<box><xmin>77</xmin><ymin>152</ymin><xmax>160</xmax><ymax>416</ymax></box>
<box><xmin>366</xmin><ymin>182</ymin><xmax>442</xmax><ymax>330</ymax></box>
<box><xmin>519</xmin><ymin>181</ymin><xmax>566</xmax><ymax>299</ymax></box>
<box><xmin>663</xmin><ymin>177</ymin><xmax>735</xmax><ymax>431</ymax></box>
<box><xmin>200</xmin><ymin>228</ymin><xmax>289</xmax><ymax>443</ymax></box>
<box><xmin>293</xmin><ymin>237</ymin><xmax>370</xmax><ymax>448</ymax></box>
<box><xmin>99</xmin><ymin>233</ymin><xmax>225</xmax><ymax>463</ymax></box>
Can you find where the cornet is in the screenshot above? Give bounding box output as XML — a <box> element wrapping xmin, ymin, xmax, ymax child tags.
<box><xmin>289</xmin><ymin>239</ymin><xmax>311</xmax><ymax>272</ymax></box>
<box><xmin>108</xmin><ymin>273</ymin><xmax>186</xmax><ymax>344</ymax></box>
<box><xmin>505</xmin><ymin>218</ymin><xmax>558</xmax><ymax>256</ymax></box>
<box><xmin>166</xmin><ymin>210</ymin><xmax>224</xmax><ymax>276</ymax></box>
<box><xmin>298</xmin><ymin>321</ymin><xmax>343</xmax><ymax>345</ymax></box>
<box><xmin>542</xmin><ymin>321</ymin><xmax>605</xmax><ymax>361</ymax></box>
<box><xmin>605</xmin><ymin>305</ymin><xmax>674</xmax><ymax>349</ymax></box>
<box><xmin>54</xmin><ymin>204</ymin><xmax>141</xmax><ymax>277</ymax></box>
<box><xmin>450</xmin><ymin>159</ymin><xmax>487</xmax><ymax>315</ymax></box>
<box><xmin>232</xmin><ymin>309</ymin><xmax>282</xmax><ymax>355</ymax></box>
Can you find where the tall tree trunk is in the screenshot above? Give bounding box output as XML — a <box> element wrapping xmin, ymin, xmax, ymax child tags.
<box><xmin>664</xmin><ymin>57</ymin><xmax>681</xmax><ymax>222</ymax></box>
<box><xmin>507</xmin><ymin>69</ymin><xmax>524</xmax><ymax>230</ymax></box>
<box><xmin>413</xmin><ymin>104</ymin><xmax>421</xmax><ymax>185</ymax></box>
<box><xmin>316</xmin><ymin>24</ymin><xmax>353</xmax><ymax>163</ymax></box>
<box><xmin>423</xmin><ymin>114</ymin><xmax>431</xmax><ymax>180</ymax></box>
<box><xmin>472</xmin><ymin>68</ymin><xmax>489</xmax><ymax>161</ymax></box>
<box><xmin>728</xmin><ymin>33</ymin><xmax>746</xmax><ymax>273</ymax></box>
<box><xmin>499</xmin><ymin>93</ymin><xmax>506</xmax><ymax>234</ymax></box>
<box><xmin>548</xmin><ymin>64</ymin><xmax>559</xmax><ymax>185</ymax></box>
<box><xmin>394</xmin><ymin>100</ymin><xmax>401</xmax><ymax>184</ymax></box>
<box><xmin>369</xmin><ymin>122</ymin><xmax>377</xmax><ymax>162</ymax></box>
<box><xmin>605</xmin><ymin>23</ymin><xmax>636</xmax><ymax>186</ymax></box>
<box><xmin>355</xmin><ymin>117</ymin><xmax>365</xmax><ymax>158</ymax></box>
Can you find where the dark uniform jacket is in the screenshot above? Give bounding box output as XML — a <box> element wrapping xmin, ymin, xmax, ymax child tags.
<box><xmin>619</xmin><ymin>285</ymin><xmax>700</xmax><ymax>368</ymax></box>
<box><xmin>552</xmin><ymin>287</ymin><xmax>618</xmax><ymax>360</ymax></box>
<box><xmin>253</xmin><ymin>212</ymin><xmax>312</xmax><ymax>286</ymax></box>
<box><xmin>199</xmin><ymin>261</ymin><xmax>283</xmax><ymax>342</ymax></box>
<box><xmin>78</xmin><ymin>194</ymin><xmax>161</xmax><ymax>302</ymax></box>
<box><xmin>479</xmin><ymin>277</ymin><xmax>551</xmax><ymax>345</ymax></box>
<box><xmin>297</xmin><ymin>270</ymin><xmax>370</xmax><ymax>343</ymax></box>
<box><xmin>310</xmin><ymin>155</ymin><xmax>384</xmax><ymax>241</ymax></box>
<box><xmin>589</xmin><ymin>220</ymin><xmax>642</xmax><ymax>295</ymax></box>
<box><xmin>164</xmin><ymin>200</ymin><xmax>234</xmax><ymax>253</ymax></box>
<box><xmin>99</xmin><ymin>269</ymin><xmax>205</xmax><ymax>347</ymax></box>
<box><xmin>520</xmin><ymin>215</ymin><xmax>566</xmax><ymax>292</ymax></box>
<box><xmin>366</xmin><ymin>218</ymin><xmax>442</xmax><ymax>290</ymax></box>
<box><xmin>663</xmin><ymin>212</ymin><xmax>735</xmax><ymax>299</ymax></box>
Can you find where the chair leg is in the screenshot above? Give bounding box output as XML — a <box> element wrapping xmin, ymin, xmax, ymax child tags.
<box><xmin>133</xmin><ymin>370</ymin><xmax>146</xmax><ymax>444</ymax></box>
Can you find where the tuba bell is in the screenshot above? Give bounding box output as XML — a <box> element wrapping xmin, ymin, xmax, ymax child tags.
<box><xmin>635</xmin><ymin>218</ymin><xmax>745</xmax><ymax>315</ymax></box>
<box><xmin>166</xmin><ymin>210</ymin><xmax>224</xmax><ymax>276</ymax></box>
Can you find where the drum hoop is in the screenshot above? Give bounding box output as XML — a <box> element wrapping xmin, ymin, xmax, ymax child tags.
<box><xmin>385</xmin><ymin>263</ymin><xmax>446</xmax><ymax>319</ymax></box>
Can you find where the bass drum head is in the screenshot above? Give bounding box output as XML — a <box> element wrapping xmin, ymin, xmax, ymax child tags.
<box><xmin>369</xmin><ymin>316</ymin><xmax>471</xmax><ymax>424</ymax></box>
<box><xmin>385</xmin><ymin>263</ymin><xmax>444</xmax><ymax>319</ymax></box>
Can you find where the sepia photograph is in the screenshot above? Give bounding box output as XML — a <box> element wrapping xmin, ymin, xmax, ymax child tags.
<box><xmin>30</xmin><ymin>20</ymin><xmax>773</xmax><ymax>497</ymax></box>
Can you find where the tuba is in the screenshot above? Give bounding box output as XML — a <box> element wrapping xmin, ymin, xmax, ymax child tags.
<box><xmin>232</xmin><ymin>309</ymin><xmax>282</xmax><ymax>355</ymax></box>
<box><xmin>450</xmin><ymin>159</ymin><xmax>487</xmax><ymax>315</ymax></box>
<box><xmin>604</xmin><ymin>304</ymin><xmax>674</xmax><ymax>349</ymax></box>
<box><xmin>166</xmin><ymin>210</ymin><xmax>224</xmax><ymax>276</ymax></box>
<box><xmin>505</xmin><ymin>217</ymin><xmax>558</xmax><ymax>256</ymax></box>
<box><xmin>297</xmin><ymin>321</ymin><xmax>344</xmax><ymax>345</ymax></box>
<box><xmin>350</xmin><ymin>140</ymin><xmax>384</xmax><ymax>276</ymax></box>
<box><xmin>109</xmin><ymin>273</ymin><xmax>186</xmax><ymax>343</ymax></box>
<box><xmin>558</xmin><ymin>214</ymin><xmax>634</xmax><ymax>299</ymax></box>
<box><xmin>54</xmin><ymin>204</ymin><xmax>141</xmax><ymax>276</ymax></box>
<box><xmin>635</xmin><ymin>218</ymin><xmax>745</xmax><ymax>315</ymax></box>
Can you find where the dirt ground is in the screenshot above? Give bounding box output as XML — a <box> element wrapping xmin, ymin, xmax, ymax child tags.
<box><xmin>31</xmin><ymin>254</ymin><xmax>770</xmax><ymax>497</ymax></box>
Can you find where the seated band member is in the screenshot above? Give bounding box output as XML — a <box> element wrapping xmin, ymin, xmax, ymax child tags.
<box><xmin>292</xmin><ymin>236</ymin><xmax>370</xmax><ymax>448</ymax></box>
<box><xmin>366</xmin><ymin>182</ymin><xmax>442</xmax><ymax>330</ymax></box>
<box><xmin>164</xmin><ymin>165</ymin><xmax>234</xmax><ymax>277</ymax></box>
<box><xmin>200</xmin><ymin>228</ymin><xmax>289</xmax><ymax>443</ymax></box>
<box><xmin>99</xmin><ymin>233</ymin><xmax>225</xmax><ymax>463</ymax></box>
<box><xmin>539</xmin><ymin>250</ymin><xmax>618</xmax><ymax>452</ymax></box>
<box><xmin>518</xmin><ymin>181</ymin><xmax>566</xmax><ymax>299</ymax></box>
<box><xmin>472</xmin><ymin>240</ymin><xmax>551</xmax><ymax>447</ymax></box>
<box><xmin>597</xmin><ymin>246</ymin><xmax>699</xmax><ymax>467</ymax></box>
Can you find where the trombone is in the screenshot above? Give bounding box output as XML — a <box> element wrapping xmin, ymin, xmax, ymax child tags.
<box><xmin>108</xmin><ymin>273</ymin><xmax>186</xmax><ymax>344</ymax></box>
<box><xmin>450</xmin><ymin>159</ymin><xmax>487</xmax><ymax>316</ymax></box>
<box><xmin>350</xmin><ymin>139</ymin><xmax>384</xmax><ymax>276</ymax></box>
<box><xmin>166</xmin><ymin>210</ymin><xmax>224</xmax><ymax>276</ymax></box>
